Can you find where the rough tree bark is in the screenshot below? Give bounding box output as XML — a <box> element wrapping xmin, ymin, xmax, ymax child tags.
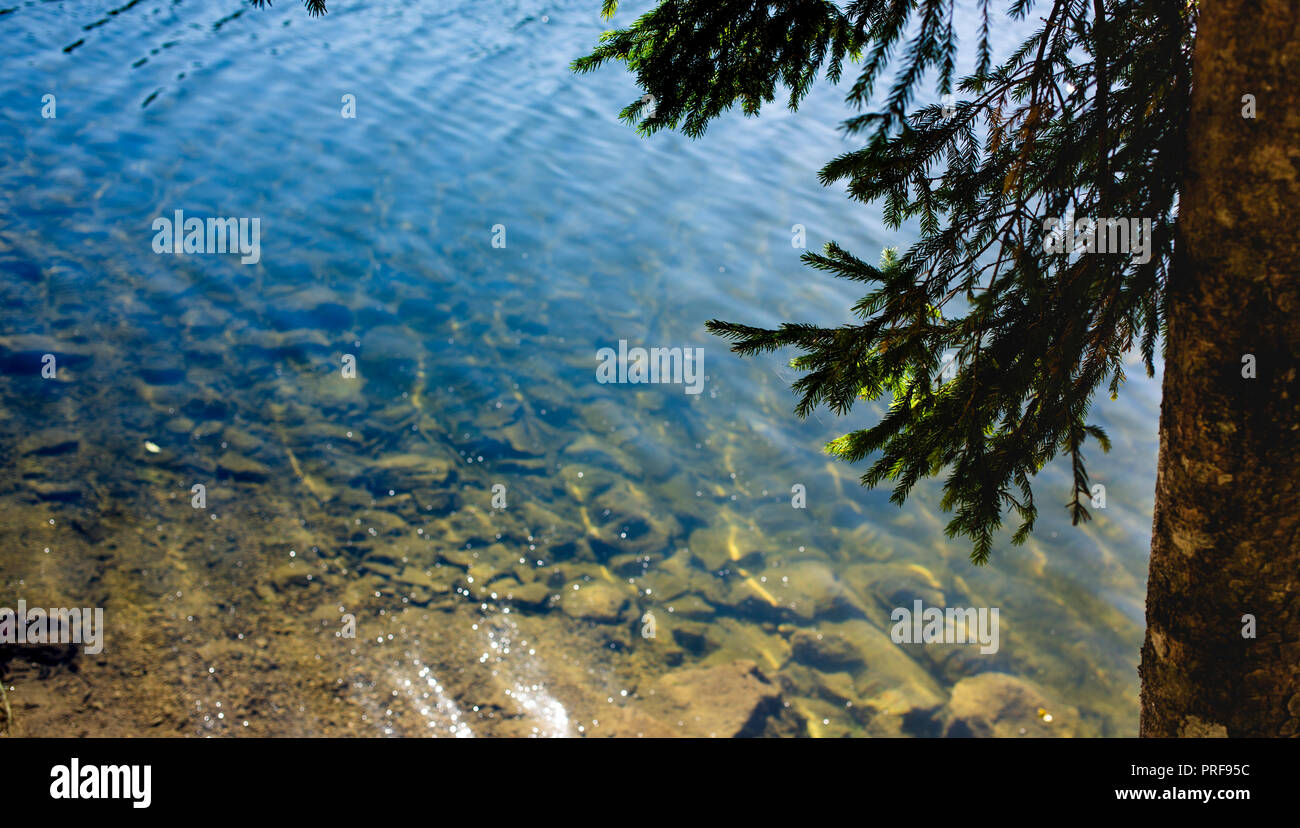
<box><xmin>1141</xmin><ymin>0</ymin><xmax>1300</xmax><ymax>736</ymax></box>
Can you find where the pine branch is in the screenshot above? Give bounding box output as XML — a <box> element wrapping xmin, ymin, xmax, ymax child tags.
<box><xmin>581</xmin><ymin>0</ymin><xmax>1195</xmax><ymax>563</ymax></box>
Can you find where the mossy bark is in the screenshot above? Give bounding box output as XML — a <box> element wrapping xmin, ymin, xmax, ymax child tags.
<box><xmin>1141</xmin><ymin>0</ymin><xmax>1300</xmax><ymax>736</ymax></box>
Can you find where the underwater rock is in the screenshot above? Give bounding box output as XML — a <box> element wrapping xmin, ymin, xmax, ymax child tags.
<box><xmin>271</xmin><ymin>286</ymin><xmax>355</xmax><ymax>332</ymax></box>
<box><xmin>19</xmin><ymin>429</ymin><xmax>80</xmax><ymax>456</ymax></box>
<box><xmin>590</xmin><ymin>706</ymin><xmax>681</xmax><ymax>738</ymax></box>
<box><xmin>165</xmin><ymin>417</ymin><xmax>196</xmax><ymax>435</ymax></box>
<box><xmin>437</xmin><ymin>548</ymin><xmax>475</xmax><ymax>569</ymax></box>
<box><xmin>779</xmin><ymin>663</ymin><xmax>860</xmax><ymax>709</ymax></box>
<box><xmin>516</xmin><ymin>501</ymin><xmax>569</xmax><ymax>540</ymax></box>
<box><xmin>463</xmin><ymin>562</ymin><xmax>512</xmax><ymax>598</ymax></box>
<box><xmin>617</xmin><ymin>432</ymin><xmax>676</xmax><ymax>483</ymax></box>
<box><xmin>663</xmin><ymin>593</ymin><xmax>714</xmax><ymax>621</ymax></box>
<box><xmin>338</xmin><ymin>574</ymin><xmax>388</xmax><ymax>609</ymax></box>
<box><xmin>350</xmin><ymin>509</ymin><xmax>409</xmax><ymax>540</ymax></box>
<box><xmin>400</xmin><ymin>585</ymin><xmax>436</xmax><ymax>606</ymax></box>
<box><xmin>396</xmin><ymin>565</ymin><xmax>453</xmax><ymax>595</ymax></box>
<box><xmin>836</xmin><ymin>617</ymin><xmax>939</xmax><ymax>680</ymax></box>
<box><xmin>661</xmin><ymin>616</ymin><xmax>716</xmax><ymax>657</ymax></box>
<box><xmin>502</xmin><ymin>580</ymin><xmax>553</xmax><ymax>609</ymax></box>
<box><xmin>560</xmin><ymin>439</ymin><xmax>629</xmax><ymax>482</ymax></box>
<box><xmin>787</xmin><ymin>695</ymin><xmax>859</xmax><ymax>738</ymax></box>
<box><xmin>370</xmin><ymin>453</ymin><xmax>454</xmax><ymax>475</ymax></box>
<box><xmin>406</xmin><ymin>488</ymin><xmax>456</xmax><ymax>517</ymax></box>
<box><xmin>859</xmin><ymin>681</ymin><xmax>949</xmax><ymax>737</ymax></box>
<box><xmin>26</xmin><ymin>479</ymin><xmax>82</xmax><ymax>502</ymax></box>
<box><xmin>642</xmin><ymin>549</ymin><xmax>697</xmax><ymax>603</ymax></box>
<box><xmin>233</xmin><ymin>328</ymin><xmax>332</xmax><ymax>363</ymax></box>
<box><xmin>789</xmin><ymin>628</ymin><xmax>866</xmax><ymax>672</ymax></box>
<box><xmin>306</xmin><ymin>370</ymin><xmax>367</xmax><ymax>407</ymax></box>
<box><xmin>937</xmin><ymin>672</ymin><xmax>1078</xmax><ymax>737</ymax></box>
<box><xmin>457</xmin><ymin>433</ymin><xmax>542</xmax><ymax>464</ymax></box>
<box><xmin>652</xmin><ymin>660</ymin><xmax>782</xmax><ymax>737</ymax></box>
<box><xmin>591</xmin><ymin>513</ymin><xmax>667</xmax><ymax>559</ymax></box>
<box><xmin>700</xmin><ymin>616</ymin><xmax>791</xmax><ymax>672</ymax></box>
<box><xmin>762</xmin><ymin>560</ymin><xmax>868</xmax><ymax>622</ymax></box>
<box><xmin>133</xmin><ymin>377</ymin><xmax>190</xmax><ymax>411</ymax></box>
<box><xmin>471</xmin><ymin>543</ymin><xmax>523</xmax><ymax>575</ymax></box>
<box><xmin>180</xmin><ymin>394</ymin><xmax>234</xmax><ymax>423</ymax></box>
<box><xmin>363</xmin><ymin>547</ymin><xmax>403</xmax><ymax>569</ymax></box>
<box><xmin>0</xmin><ymin>334</ymin><xmax>92</xmax><ymax>374</ymax></box>
<box><xmin>357</xmin><ymin>326</ymin><xmax>421</xmax><ymax>370</ymax></box>
<box><xmin>841</xmin><ymin>562</ymin><xmax>947</xmax><ymax>629</ymax></box>
<box><xmin>560</xmin><ymin>581</ymin><xmax>629</xmax><ymax>623</ymax></box>
<box><xmin>918</xmin><ymin>621</ymin><xmax>1011</xmax><ymax>685</ymax></box>
<box><xmin>268</xmin><ymin>562</ymin><xmax>313</xmax><ymax>593</ymax></box>
<box><xmin>217</xmin><ymin>451</ymin><xmax>272</xmax><ymax>482</ymax></box>
<box><xmin>400</xmin><ymin>479</ymin><xmax>463</xmax><ymax>508</ymax></box>
<box><xmin>192</xmin><ymin>420</ymin><xmax>225</xmax><ymax>440</ymax></box>
<box><xmin>178</xmin><ymin>306</ymin><xmax>229</xmax><ymax>333</ymax></box>
<box><xmin>496</xmin><ymin>417</ymin><xmax>551</xmax><ymax>458</ymax></box>
<box><xmin>361</xmin><ymin>453</ymin><xmax>455</xmax><ymax>497</ymax></box>
<box><xmin>686</xmin><ymin>524</ymin><xmax>766</xmax><ymax>573</ymax></box>
<box><xmin>358</xmin><ymin>558</ymin><xmax>401</xmax><ymax>580</ymax></box>
<box><xmin>828</xmin><ymin>524</ymin><xmax>895</xmax><ymax>562</ymax></box>
<box><xmin>586</xmin><ymin>498</ymin><xmax>680</xmax><ymax>559</ymax></box>
<box><xmin>507</xmin><ymin>561</ymin><xmax>543</xmax><ymax>585</ymax></box>
<box><xmin>221</xmin><ymin>426</ymin><xmax>262</xmax><ymax>452</ymax></box>
<box><xmin>606</xmin><ymin>552</ymin><xmax>660</xmax><ymax>580</ymax></box>
<box><xmin>777</xmin><ymin>618</ymin><xmax>951</xmax><ymax>729</ymax></box>
<box><xmin>693</xmin><ymin>571</ymin><xmax>744</xmax><ymax>610</ymax></box>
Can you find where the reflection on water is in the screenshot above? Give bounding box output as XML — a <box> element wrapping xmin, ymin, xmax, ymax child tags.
<box><xmin>0</xmin><ymin>0</ymin><xmax>1160</xmax><ymax>737</ymax></box>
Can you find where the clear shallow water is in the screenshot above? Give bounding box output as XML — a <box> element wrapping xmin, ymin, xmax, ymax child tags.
<box><xmin>0</xmin><ymin>0</ymin><xmax>1160</xmax><ymax>736</ymax></box>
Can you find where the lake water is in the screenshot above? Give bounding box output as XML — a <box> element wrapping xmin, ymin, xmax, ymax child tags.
<box><xmin>0</xmin><ymin>0</ymin><xmax>1160</xmax><ymax>737</ymax></box>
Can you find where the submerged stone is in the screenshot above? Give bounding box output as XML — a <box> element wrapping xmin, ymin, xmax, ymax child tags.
<box><xmin>937</xmin><ymin>672</ymin><xmax>1078</xmax><ymax>737</ymax></box>
<box><xmin>761</xmin><ymin>560</ymin><xmax>868</xmax><ymax>622</ymax></box>
<box><xmin>503</xmin><ymin>581</ymin><xmax>553</xmax><ymax>609</ymax></box>
<box><xmin>789</xmin><ymin>628</ymin><xmax>866</xmax><ymax>672</ymax></box>
<box><xmin>217</xmin><ymin>451</ymin><xmax>271</xmax><ymax>482</ymax></box>
<box><xmin>19</xmin><ymin>429</ymin><xmax>80</xmax><ymax>456</ymax></box>
<box><xmin>652</xmin><ymin>660</ymin><xmax>782</xmax><ymax>737</ymax></box>
<box><xmin>27</xmin><ymin>479</ymin><xmax>82</xmax><ymax>502</ymax></box>
<box><xmin>560</xmin><ymin>581</ymin><xmax>629</xmax><ymax>623</ymax></box>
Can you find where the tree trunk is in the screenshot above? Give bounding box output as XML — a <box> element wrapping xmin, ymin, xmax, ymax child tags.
<box><xmin>1141</xmin><ymin>0</ymin><xmax>1300</xmax><ymax>736</ymax></box>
